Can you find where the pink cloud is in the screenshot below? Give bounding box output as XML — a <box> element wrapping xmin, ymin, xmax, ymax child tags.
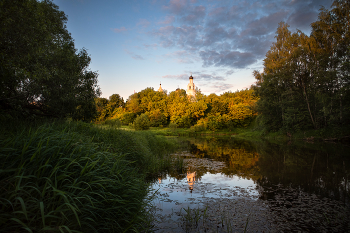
<box><xmin>112</xmin><ymin>27</ymin><xmax>127</xmax><ymax>33</ymax></box>
<box><xmin>158</xmin><ymin>15</ymin><xmax>175</xmax><ymax>24</ymax></box>
<box><xmin>137</xmin><ymin>19</ymin><xmax>150</xmax><ymax>28</ymax></box>
<box><xmin>162</xmin><ymin>74</ymin><xmax>188</xmax><ymax>80</ymax></box>
<box><xmin>162</xmin><ymin>0</ymin><xmax>189</xmax><ymax>14</ymax></box>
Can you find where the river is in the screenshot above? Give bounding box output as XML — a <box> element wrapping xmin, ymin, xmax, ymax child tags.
<box><xmin>148</xmin><ymin>136</ymin><xmax>350</xmax><ymax>232</ymax></box>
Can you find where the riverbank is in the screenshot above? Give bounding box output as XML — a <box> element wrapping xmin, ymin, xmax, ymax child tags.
<box><xmin>0</xmin><ymin>119</ymin><xmax>178</xmax><ymax>232</ymax></box>
<box><xmin>138</xmin><ymin>124</ymin><xmax>350</xmax><ymax>143</ymax></box>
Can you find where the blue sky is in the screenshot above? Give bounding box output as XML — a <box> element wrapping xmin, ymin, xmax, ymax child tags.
<box><xmin>53</xmin><ymin>0</ymin><xmax>332</xmax><ymax>100</ymax></box>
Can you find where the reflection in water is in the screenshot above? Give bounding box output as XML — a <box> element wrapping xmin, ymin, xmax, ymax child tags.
<box><xmin>150</xmin><ymin>137</ymin><xmax>350</xmax><ymax>232</ymax></box>
<box><xmin>186</xmin><ymin>171</ymin><xmax>196</xmax><ymax>191</ymax></box>
<box><xmin>185</xmin><ymin>137</ymin><xmax>350</xmax><ymax>202</ymax></box>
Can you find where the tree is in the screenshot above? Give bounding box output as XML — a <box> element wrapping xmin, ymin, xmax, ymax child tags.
<box><xmin>0</xmin><ymin>0</ymin><xmax>100</xmax><ymax>121</ymax></box>
<box><xmin>253</xmin><ymin>0</ymin><xmax>350</xmax><ymax>131</ymax></box>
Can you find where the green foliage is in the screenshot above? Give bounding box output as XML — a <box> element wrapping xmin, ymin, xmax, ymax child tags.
<box><xmin>96</xmin><ymin>87</ymin><xmax>258</xmax><ymax>129</ymax></box>
<box><xmin>118</xmin><ymin>112</ymin><xmax>136</xmax><ymax>125</ymax></box>
<box><xmin>0</xmin><ymin>0</ymin><xmax>100</xmax><ymax>121</ymax></box>
<box><xmin>134</xmin><ymin>113</ymin><xmax>150</xmax><ymax>130</ymax></box>
<box><xmin>190</xmin><ymin>123</ymin><xmax>206</xmax><ymax>132</ymax></box>
<box><xmin>207</xmin><ymin>115</ymin><xmax>226</xmax><ymax>131</ymax></box>
<box><xmin>172</xmin><ymin>115</ymin><xmax>192</xmax><ymax>128</ymax></box>
<box><xmin>147</xmin><ymin>109</ymin><xmax>167</xmax><ymax>127</ymax></box>
<box><xmin>0</xmin><ymin>119</ymin><xmax>177</xmax><ymax>232</ymax></box>
<box><xmin>253</xmin><ymin>2</ymin><xmax>350</xmax><ymax>132</ymax></box>
<box><xmin>104</xmin><ymin>118</ymin><xmax>122</xmax><ymax>128</ymax></box>
<box><xmin>169</xmin><ymin>122</ymin><xmax>178</xmax><ymax>130</ymax></box>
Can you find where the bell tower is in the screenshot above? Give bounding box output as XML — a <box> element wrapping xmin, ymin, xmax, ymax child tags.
<box><xmin>186</xmin><ymin>74</ymin><xmax>196</xmax><ymax>100</ymax></box>
<box><xmin>158</xmin><ymin>82</ymin><xmax>163</xmax><ymax>92</ymax></box>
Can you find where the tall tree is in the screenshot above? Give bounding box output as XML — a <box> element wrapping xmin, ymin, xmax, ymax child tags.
<box><xmin>0</xmin><ymin>0</ymin><xmax>100</xmax><ymax>120</ymax></box>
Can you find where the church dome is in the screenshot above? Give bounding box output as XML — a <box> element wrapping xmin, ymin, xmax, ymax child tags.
<box><xmin>189</xmin><ymin>75</ymin><xmax>193</xmax><ymax>79</ymax></box>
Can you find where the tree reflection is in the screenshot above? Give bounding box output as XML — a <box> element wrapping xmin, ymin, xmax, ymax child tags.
<box><xmin>172</xmin><ymin>137</ymin><xmax>350</xmax><ymax>201</ymax></box>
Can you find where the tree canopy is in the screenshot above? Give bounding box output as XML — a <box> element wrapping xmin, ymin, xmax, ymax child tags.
<box><xmin>0</xmin><ymin>0</ymin><xmax>100</xmax><ymax>121</ymax></box>
<box><xmin>253</xmin><ymin>0</ymin><xmax>350</xmax><ymax>132</ymax></box>
<box><xmin>97</xmin><ymin>87</ymin><xmax>258</xmax><ymax>130</ymax></box>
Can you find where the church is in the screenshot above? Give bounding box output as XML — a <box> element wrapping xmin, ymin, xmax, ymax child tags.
<box><xmin>158</xmin><ymin>74</ymin><xmax>196</xmax><ymax>100</ymax></box>
<box><xmin>186</xmin><ymin>75</ymin><xmax>196</xmax><ymax>99</ymax></box>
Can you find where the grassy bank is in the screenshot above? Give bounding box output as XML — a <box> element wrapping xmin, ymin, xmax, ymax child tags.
<box><xmin>0</xmin><ymin>119</ymin><xmax>177</xmax><ymax>232</ymax></box>
<box><xmin>142</xmin><ymin>124</ymin><xmax>350</xmax><ymax>143</ymax></box>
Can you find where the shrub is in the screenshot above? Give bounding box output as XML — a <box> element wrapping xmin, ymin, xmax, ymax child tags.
<box><xmin>147</xmin><ymin>110</ymin><xmax>167</xmax><ymax>127</ymax></box>
<box><xmin>118</xmin><ymin>112</ymin><xmax>136</xmax><ymax>125</ymax></box>
<box><xmin>104</xmin><ymin>118</ymin><xmax>122</xmax><ymax>128</ymax></box>
<box><xmin>172</xmin><ymin>116</ymin><xmax>192</xmax><ymax>128</ymax></box>
<box><xmin>134</xmin><ymin>113</ymin><xmax>150</xmax><ymax>130</ymax></box>
<box><xmin>190</xmin><ymin>124</ymin><xmax>206</xmax><ymax>132</ymax></box>
<box><xmin>169</xmin><ymin>122</ymin><xmax>178</xmax><ymax>130</ymax></box>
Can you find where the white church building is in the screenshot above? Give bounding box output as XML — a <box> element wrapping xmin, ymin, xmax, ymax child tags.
<box><xmin>158</xmin><ymin>74</ymin><xmax>196</xmax><ymax>100</ymax></box>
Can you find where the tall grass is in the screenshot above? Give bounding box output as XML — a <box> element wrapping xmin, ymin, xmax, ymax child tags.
<box><xmin>0</xmin><ymin>119</ymin><xmax>177</xmax><ymax>232</ymax></box>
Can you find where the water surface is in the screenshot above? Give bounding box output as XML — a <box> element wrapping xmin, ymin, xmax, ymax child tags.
<box><xmin>149</xmin><ymin>137</ymin><xmax>350</xmax><ymax>232</ymax></box>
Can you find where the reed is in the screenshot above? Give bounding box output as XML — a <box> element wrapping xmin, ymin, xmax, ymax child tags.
<box><xmin>0</xmin><ymin>119</ymin><xmax>177</xmax><ymax>232</ymax></box>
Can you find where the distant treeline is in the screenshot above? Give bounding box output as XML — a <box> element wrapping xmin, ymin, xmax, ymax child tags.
<box><xmin>252</xmin><ymin>0</ymin><xmax>350</xmax><ymax>132</ymax></box>
<box><xmin>95</xmin><ymin>88</ymin><xmax>258</xmax><ymax>130</ymax></box>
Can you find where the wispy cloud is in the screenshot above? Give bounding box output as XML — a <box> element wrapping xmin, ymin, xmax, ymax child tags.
<box><xmin>208</xmin><ymin>82</ymin><xmax>234</xmax><ymax>93</ymax></box>
<box><xmin>162</xmin><ymin>71</ymin><xmax>226</xmax><ymax>81</ymax></box>
<box><xmin>158</xmin><ymin>15</ymin><xmax>175</xmax><ymax>24</ymax></box>
<box><xmin>162</xmin><ymin>74</ymin><xmax>189</xmax><ymax>80</ymax></box>
<box><xmin>124</xmin><ymin>49</ymin><xmax>145</xmax><ymax>60</ymax></box>
<box><xmin>163</xmin><ymin>50</ymin><xmax>200</xmax><ymax>63</ymax></box>
<box><xmin>143</xmin><ymin>43</ymin><xmax>158</xmax><ymax>49</ymax></box>
<box><xmin>111</xmin><ymin>27</ymin><xmax>127</xmax><ymax>33</ymax></box>
<box><xmin>137</xmin><ymin>19</ymin><xmax>150</xmax><ymax>28</ymax></box>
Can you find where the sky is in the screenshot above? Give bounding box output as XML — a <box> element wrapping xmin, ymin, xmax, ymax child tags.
<box><xmin>53</xmin><ymin>0</ymin><xmax>333</xmax><ymax>101</ymax></box>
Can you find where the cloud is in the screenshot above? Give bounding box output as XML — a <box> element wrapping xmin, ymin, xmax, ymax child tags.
<box><xmin>162</xmin><ymin>74</ymin><xmax>188</xmax><ymax>80</ymax></box>
<box><xmin>112</xmin><ymin>27</ymin><xmax>127</xmax><ymax>33</ymax></box>
<box><xmin>200</xmin><ymin>50</ymin><xmax>257</xmax><ymax>69</ymax></box>
<box><xmin>162</xmin><ymin>0</ymin><xmax>189</xmax><ymax>14</ymax></box>
<box><xmin>163</xmin><ymin>50</ymin><xmax>200</xmax><ymax>63</ymax></box>
<box><xmin>137</xmin><ymin>19</ymin><xmax>150</xmax><ymax>28</ymax></box>
<box><xmin>181</xmin><ymin>5</ymin><xmax>206</xmax><ymax>25</ymax></box>
<box><xmin>158</xmin><ymin>15</ymin><xmax>175</xmax><ymax>24</ymax></box>
<box><xmin>150</xmin><ymin>0</ymin><xmax>331</xmax><ymax>70</ymax></box>
<box><xmin>143</xmin><ymin>43</ymin><xmax>158</xmax><ymax>49</ymax></box>
<box><xmin>225</xmin><ymin>70</ymin><xmax>235</xmax><ymax>76</ymax></box>
<box><xmin>124</xmin><ymin>49</ymin><xmax>145</xmax><ymax>60</ymax></box>
<box><xmin>208</xmin><ymin>82</ymin><xmax>234</xmax><ymax>93</ymax></box>
<box><xmin>162</xmin><ymin>72</ymin><xmax>225</xmax><ymax>81</ymax></box>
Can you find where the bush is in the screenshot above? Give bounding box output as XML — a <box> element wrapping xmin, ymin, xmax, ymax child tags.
<box><xmin>104</xmin><ymin>118</ymin><xmax>122</xmax><ymax>128</ymax></box>
<box><xmin>190</xmin><ymin>124</ymin><xmax>206</xmax><ymax>132</ymax></box>
<box><xmin>169</xmin><ymin>122</ymin><xmax>178</xmax><ymax>130</ymax></box>
<box><xmin>172</xmin><ymin>116</ymin><xmax>192</xmax><ymax>128</ymax></box>
<box><xmin>119</xmin><ymin>112</ymin><xmax>137</xmax><ymax>125</ymax></box>
<box><xmin>207</xmin><ymin>115</ymin><xmax>225</xmax><ymax>131</ymax></box>
<box><xmin>190</xmin><ymin>119</ymin><xmax>207</xmax><ymax>132</ymax></box>
<box><xmin>134</xmin><ymin>113</ymin><xmax>150</xmax><ymax>130</ymax></box>
<box><xmin>147</xmin><ymin>110</ymin><xmax>167</xmax><ymax>127</ymax></box>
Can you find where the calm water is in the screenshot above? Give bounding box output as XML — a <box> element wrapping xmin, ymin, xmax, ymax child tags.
<box><xmin>149</xmin><ymin>137</ymin><xmax>350</xmax><ymax>232</ymax></box>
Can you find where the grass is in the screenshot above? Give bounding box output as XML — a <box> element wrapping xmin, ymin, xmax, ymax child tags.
<box><xmin>180</xmin><ymin>206</ymin><xmax>208</xmax><ymax>232</ymax></box>
<box><xmin>141</xmin><ymin>121</ymin><xmax>350</xmax><ymax>143</ymax></box>
<box><xmin>0</xmin><ymin>119</ymin><xmax>178</xmax><ymax>232</ymax></box>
